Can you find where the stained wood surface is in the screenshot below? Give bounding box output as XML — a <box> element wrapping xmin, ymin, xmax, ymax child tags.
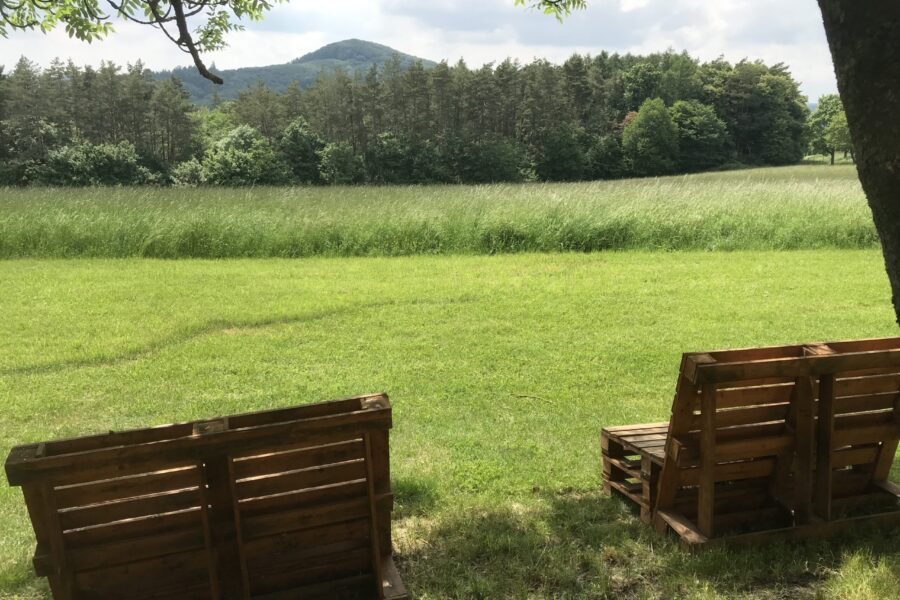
<box><xmin>6</xmin><ymin>393</ymin><xmax>408</xmax><ymax>600</ymax></box>
<box><xmin>601</xmin><ymin>337</ymin><xmax>900</xmax><ymax>549</ymax></box>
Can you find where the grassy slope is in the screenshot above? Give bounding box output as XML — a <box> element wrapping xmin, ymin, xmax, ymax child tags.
<box><xmin>0</xmin><ymin>165</ymin><xmax>877</xmax><ymax>258</ymax></box>
<box><xmin>2</xmin><ymin>251</ymin><xmax>900</xmax><ymax>599</ymax></box>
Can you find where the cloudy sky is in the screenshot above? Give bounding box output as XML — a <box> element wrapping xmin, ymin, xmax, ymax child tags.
<box><xmin>4</xmin><ymin>0</ymin><xmax>837</xmax><ymax>100</ymax></box>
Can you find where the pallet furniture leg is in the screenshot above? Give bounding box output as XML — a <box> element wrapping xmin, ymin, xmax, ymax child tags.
<box><xmin>641</xmin><ymin>456</ymin><xmax>659</xmax><ymax>524</ymax></box>
<box><xmin>698</xmin><ymin>384</ymin><xmax>717</xmax><ymax>538</ymax></box>
<box><xmin>793</xmin><ymin>377</ymin><xmax>815</xmax><ymax>525</ymax></box>
<box><xmin>601</xmin><ymin>435</ymin><xmax>627</xmax><ymax>492</ymax></box>
<box><xmin>815</xmin><ymin>374</ymin><xmax>835</xmax><ymax>520</ymax></box>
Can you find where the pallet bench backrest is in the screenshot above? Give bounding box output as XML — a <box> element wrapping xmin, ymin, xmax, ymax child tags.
<box><xmin>5</xmin><ymin>393</ymin><xmax>400</xmax><ymax>600</ymax></box>
<box><xmin>654</xmin><ymin>337</ymin><xmax>900</xmax><ymax>540</ymax></box>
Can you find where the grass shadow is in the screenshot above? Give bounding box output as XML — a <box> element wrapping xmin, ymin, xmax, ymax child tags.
<box><xmin>397</xmin><ymin>488</ymin><xmax>900</xmax><ymax>599</ymax></box>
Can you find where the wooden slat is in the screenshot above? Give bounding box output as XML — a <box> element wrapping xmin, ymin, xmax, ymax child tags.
<box><xmin>63</xmin><ymin>508</ymin><xmax>201</xmax><ymax>549</ymax></box>
<box><xmin>697</xmin><ymin>384</ymin><xmax>716</xmax><ymax>537</ymax></box>
<box><xmin>832</xmin><ymin>445</ymin><xmax>880</xmax><ymax>469</ymax></box>
<box><xmin>54</xmin><ymin>466</ymin><xmax>199</xmax><ymax>509</ymax></box>
<box><xmin>204</xmin><ymin>455</ymin><xmax>249</xmax><ymax>600</ymax></box>
<box><xmin>66</xmin><ymin>528</ymin><xmax>207</xmax><ymax>571</ymax></box>
<box><xmin>656</xmin><ymin>509</ymin><xmax>708</xmax><ymax>549</ymax></box>
<box><xmin>793</xmin><ymin>376</ymin><xmax>815</xmax><ymax>524</ymax></box>
<box><xmin>653</xmin><ymin>372</ymin><xmax>700</xmax><ymax>524</ymax></box>
<box><xmin>674</xmin><ymin>432</ymin><xmax>793</xmax><ymax>465</ymax></box>
<box><xmin>235</xmin><ymin>460</ymin><xmax>367</xmax><ymax>500</ymax></box>
<box><xmin>815</xmin><ymin>374</ymin><xmax>835</xmax><ymax>520</ymax></box>
<box><xmin>687</xmin><ymin>403</ymin><xmax>790</xmax><ymax>430</ymax></box>
<box><xmin>836</xmin><ymin>373</ymin><xmax>900</xmax><ymax>397</ymax></box>
<box><xmin>73</xmin><ymin>548</ymin><xmax>211</xmax><ymax>599</ymax></box>
<box><xmin>834</xmin><ymin>392</ymin><xmax>900</xmax><ymax>415</ymax></box>
<box><xmin>833</xmin><ymin>420</ymin><xmax>900</xmax><ymax>447</ymax></box>
<box><xmin>241</xmin><ymin>496</ymin><xmax>379</xmax><ymax>540</ymax></box>
<box><xmin>232</xmin><ymin>440</ymin><xmax>365</xmax><ymax>480</ymax></box>
<box><xmin>6</xmin><ymin>407</ymin><xmax>391</xmax><ymax>486</ymax></box>
<box><xmin>715</xmin><ymin>383</ymin><xmax>794</xmax><ymax>410</ymax></box>
<box><xmin>692</xmin><ymin>348</ymin><xmax>900</xmax><ymax>385</ymax></box>
<box><xmin>680</xmin><ymin>457</ymin><xmax>777</xmax><ymax>487</ymax></box>
<box><xmin>58</xmin><ymin>488</ymin><xmax>201</xmax><ymax>531</ymax></box>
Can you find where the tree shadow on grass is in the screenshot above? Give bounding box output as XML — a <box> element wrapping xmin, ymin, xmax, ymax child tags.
<box><xmin>396</xmin><ymin>488</ymin><xmax>900</xmax><ymax>599</ymax></box>
<box><xmin>0</xmin><ymin>558</ymin><xmax>50</xmax><ymax>599</ymax></box>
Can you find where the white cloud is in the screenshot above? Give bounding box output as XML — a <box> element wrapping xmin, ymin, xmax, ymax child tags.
<box><xmin>0</xmin><ymin>0</ymin><xmax>836</xmax><ymax>99</ymax></box>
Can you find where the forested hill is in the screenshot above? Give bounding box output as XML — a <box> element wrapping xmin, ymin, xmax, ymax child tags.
<box><xmin>155</xmin><ymin>39</ymin><xmax>436</xmax><ymax>105</ymax></box>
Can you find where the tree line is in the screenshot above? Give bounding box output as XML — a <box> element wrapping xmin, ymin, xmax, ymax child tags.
<box><xmin>0</xmin><ymin>51</ymin><xmax>844</xmax><ymax>186</ymax></box>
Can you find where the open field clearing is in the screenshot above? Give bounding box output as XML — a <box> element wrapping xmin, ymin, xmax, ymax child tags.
<box><xmin>0</xmin><ymin>165</ymin><xmax>876</xmax><ymax>258</ymax></box>
<box><xmin>2</xmin><ymin>251</ymin><xmax>900</xmax><ymax>598</ymax></box>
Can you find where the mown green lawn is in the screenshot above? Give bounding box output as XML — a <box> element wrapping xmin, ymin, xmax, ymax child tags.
<box><xmin>2</xmin><ymin>251</ymin><xmax>899</xmax><ymax>599</ymax></box>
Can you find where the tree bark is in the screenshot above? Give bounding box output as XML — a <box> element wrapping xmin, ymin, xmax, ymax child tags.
<box><xmin>818</xmin><ymin>2</ymin><xmax>900</xmax><ymax>325</ymax></box>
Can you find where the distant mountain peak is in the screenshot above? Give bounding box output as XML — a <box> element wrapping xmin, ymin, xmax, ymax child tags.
<box><xmin>155</xmin><ymin>39</ymin><xmax>434</xmax><ymax>106</ymax></box>
<box><xmin>292</xmin><ymin>39</ymin><xmax>427</xmax><ymax>65</ymax></box>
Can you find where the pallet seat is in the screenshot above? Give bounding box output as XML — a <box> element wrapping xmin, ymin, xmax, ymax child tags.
<box><xmin>6</xmin><ymin>393</ymin><xmax>407</xmax><ymax>600</ymax></box>
<box><xmin>601</xmin><ymin>338</ymin><xmax>900</xmax><ymax>549</ymax></box>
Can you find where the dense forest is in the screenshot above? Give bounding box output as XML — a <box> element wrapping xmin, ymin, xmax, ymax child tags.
<box><xmin>0</xmin><ymin>49</ymin><xmax>849</xmax><ymax>186</ymax></box>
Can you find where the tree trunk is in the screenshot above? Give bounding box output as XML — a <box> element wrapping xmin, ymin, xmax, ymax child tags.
<box><xmin>830</xmin><ymin>150</ymin><xmax>834</xmax><ymax>166</ymax></box>
<box><xmin>818</xmin><ymin>1</ymin><xmax>900</xmax><ymax>325</ymax></box>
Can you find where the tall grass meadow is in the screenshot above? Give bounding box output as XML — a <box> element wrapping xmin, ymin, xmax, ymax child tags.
<box><xmin>0</xmin><ymin>165</ymin><xmax>876</xmax><ymax>258</ymax></box>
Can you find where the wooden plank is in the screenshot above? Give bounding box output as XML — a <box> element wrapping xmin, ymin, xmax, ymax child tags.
<box><xmin>65</xmin><ymin>528</ymin><xmax>207</xmax><ymax>571</ymax></box>
<box><xmin>832</xmin><ymin>445</ymin><xmax>880</xmax><ymax>469</ymax></box>
<box><xmin>687</xmin><ymin>403</ymin><xmax>790</xmax><ymax>430</ymax></box>
<box><xmin>58</xmin><ymin>488</ymin><xmax>201</xmax><ymax>531</ymax></box>
<box><xmin>873</xmin><ymin>440</ymin><xmax>900</xmax><ymax>481</ymax></box>
<box><xmin>697</xmin><ymin>384</ymin><xmax>716</xmax><ymax>538</ymax></box>
<box><xmin>793</xmin><ymin>376</ymin><xmax>815</xmax><ymax>524</ymax></box>
<box><xmin>54</xmin><ymin>466</ymin><xmax>200</xmax><ymax>510</ymax></box>
<box><xmin>603</xmin><ymin>422</ymin><xmax>670</xmax><ymax>434</ymax></box>
<box><xmin>73</xmin><ymin>548</ymin><xmax>211</xmax><ymax>599</ymax></box>
<box><xmin>693</xmin><ymin>348</ymin><xmax>900</xmax><ymax>385</ymax></box>
<box><xmin>40</xmin><ymin>483</ymin><xmax>75</xmax><ymax>600</ymax></box>
<box><xmin>833</xmin><ymin>423</ymin><xmax>900</xmax><ymax>446</ymax></box>
<box><xmin>252</xmin><ymin>574</ymin><xmax>372</xmax><ymax>600</ymax></box>
<box><xmin>704</xmin><ymin>508</ymin><xmax>900</xmax><ymax>548</ymax></box>
<box><xmin>203</xmin><ymin>456</ymin><xmax>249</xmax><ymax>600</ymax></box>
<box><xmin>364</xmin><ymin>434</ymin><xmax>385</xmax><ymax>600</ymax></box>
<box><xmin>602</xmin><ymin>456</ymin><xmax>641</xmax><ymax>479</ymax></box>
<box><xmin>238</xmin><ymin>480</ymin><xmax>369</xmax><ymax>518</ymax></box>
<box><xmin>715</xmin><ymin>383</ymin><xmax>794</xmax><ymax>410</ymax></box>
<box><xmin>680</xmin><ymin>457</ymin><xmax>777</xmax><ymax>487</ymax></box>
<box><xmin>836</xmin><ymin>374</ymin><xmax>900</xmax><ymax>397</ymax></box>
<box><xmin>826</xmin><ymin>337</ymin><xmax>900</xmax><ymax>353</ymax></box>
<box><xmin>63</xmin><ymin>508</ymin><xmax>201</xmax><ymax>549</ymax></box>
<box><xmin>815</xmin><ymin>374</ymin><xmax>835</xmax><ymax>520</ymax></box>
<box><xmin>229</xmin><ymin>393</ymin><xmax>383</xmax><ymax>429</ymax></box>
<box><xmin>235</xmin><ymin>460</ymin><xmax>367</xmax><ymax>500</ymax></box>
<box><xmin>675</xmin><ymin>433</ymin><xmax>793</xmax><ymax>466</ymax></box>
<box><xmin>607</xmin><ymin>479</ymin><xmax>645</xmax><ymax>507</ymax></box>
<box><xmin>241</xmin><ymin>496</ymin><xmax>388</xmax><ymax>540</ymax></box>
<box><xmin>233</xmin><ymin>438</ymin><xmax>364</xmax><ymax>479</ymax></box>
<box><xmin>834</xmin><ymin>392</ymin><xmax>900</xmax><ymax>415</ymax></box>
<box><xmin>242</xmin><ymin>518</ymin><xmax>370</xmax><ymax>563</ymax></box>
<box><xmin>653</xmin><ymin>372</ymin><xmax>699</xmax><ymax>525</ymax></box>
<box><xmin>6</xmin><ymin>408</ymin><xmax>391</xmax><ymax>486</ymax></box>
<box><xmin>249</xmin><ymin>549</ymin><xmax>371</xmax><ymax>596</ymax></box>
<box><xmin>655</xmin><ymin>509</ymin><xmax>708</xmax><ymax>549</ymax></box>
<box><xmin>382</xmin><ymin>557</ymin><xmax>410</xmax><ymax>600</ymax></box>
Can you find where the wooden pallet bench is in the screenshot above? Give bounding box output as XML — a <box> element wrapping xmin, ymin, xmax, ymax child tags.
<box><xmin>6</xmin><ymin>393</ymin><xmax>408</xmax><ymax>600</ymax></box>
<box><xmin>601</xmin><ymin>337</ymin><xmax>900</xmax><ymax>550</ymax></box>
